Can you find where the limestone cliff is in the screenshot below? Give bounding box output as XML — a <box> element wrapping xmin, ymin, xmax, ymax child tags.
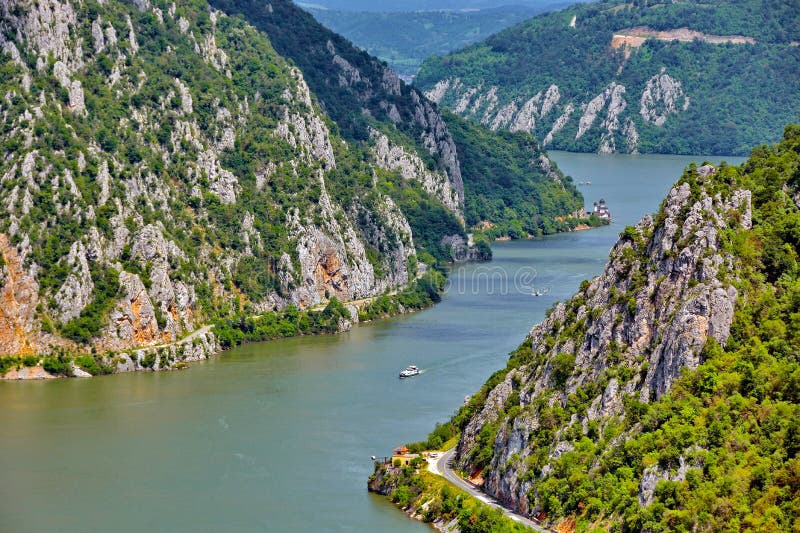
<box><xmin>452</xmin><ymin>163</ymin><xmax>753</xmax><ymax>517</ymax></box>
<box><xmin>208</xmin><ymin>0</ymin><xmax>466</xmax><ymax>213</ymax></box>
<box><xmin>427</xmin><ymin>76</ymin><xmax>672</xmax><ymax>155</ymax></box>
<box><xmin>0</xmin><ymin>0</ymin><xmax>464</xmax><ymax>364</ymax></box>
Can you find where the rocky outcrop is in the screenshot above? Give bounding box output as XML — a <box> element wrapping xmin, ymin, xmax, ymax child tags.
<box><xmin>0</xmin><ymin>234</ymin><xmax>40</xmax><ymax>356</ymax></box>
<box><xmin>410</xmin><ymin>93</ymin><xmax>465</xmax><ymax>209</ymax></box>
<box><xmin>508</xmin><ymin>92</ymin><xmax>541</xmax><ymax>133</ymax></box>
<box><xmin>371</xmin><ymin>131</ymin><xmax>461</xmax><ymax>216</ymax></box>
<box><xmin>598</xmin><ymin>83</ymin><xmax>627</xmax><ymax>154</ymax></box>
<box><xmin>276</xmin><ymin>68</ymin><xmax>336</xmax><ymax>170</ymax></box>
<box><xmin>112</xmin><ymin>327</ymin><xmax>218</xmax><ymax>373</ymax></box>
<box><xmin>103</xmin><ymin>271</ymin><xmax>161</xmax><ymax>350</ymax></box>
<box><xmin>638</xmin><ymin>449</ymin><xmax>703</xmax><ymax>506</ymax></box>
<box><xmin>543</xmin><ymin>103</ymin><xmax>573</xmax><ymax>147</ymax></box>
<box><xmin>640</xmin><ymin>70</ymin><xmax>688</xmax><ymax>126</ymax></box>
<box><xmin>424</xmin><ymin>78</ymin><xmax>453</xmax><ymax>105</ymax></box>
<box><xmin>425</xmin><ymin>71</ymin><xmax>688</xmax><ymax>154</ymax></box>
<box><xmin>453</xmin><ymin>165</ymin><xmax>752</xmax><ymax>516</ymax></box>
<box><xmin>54</xmin><ymin>241</ymin><xmax>94</xmax><ymax>323</ymax></box>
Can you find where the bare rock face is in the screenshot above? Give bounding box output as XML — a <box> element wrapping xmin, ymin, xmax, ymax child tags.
<box><xmin>0</xmin><ymin>234</ymin><xmax>40</xmax><ymax>355</ymax></box>
<box><xmin>277</xmin><ymin>68</ymin><xmax>336</xmax><ymax>169</ymax></box>
<box><xmin>598</xmin><ymin>83</ymin><xmax>627</xmax><ymax>154</ymax></box>
<box><xmin>544</xmin><ymin>103</ymin><xmax>573</xmax><ymax>146</ymax></box>
<box><xmin>0</xmin><ymin>0</ymin><xmax>81</xmax><ymax>69</ymax></box>
<box><xmin>286</xmin><ymin>169</ymin><xmax>412</xmax><ymax>308</ymax></box>
<box><xmin>509</xmin><ymin>93</ymin><xmax>541</xmax><ymax>133</ymax></box>
<box><xmin>577</xmin><ymin>83</ymin><xmax>626</xmax><ymax>143</ymax></box>
<box><xmin>454</xmin><ymin>166</ymin><xmax>752</xmax><ymax>515</ymax></box>
<box><xmin>310</xmin><ymin>36</ymin><xmax>466</xmax><ymax>209</ymax></box>
<box><xmin>424</xmin><ymin>78</ymin><xmax>453</xmax><ymax>104</ymax></box>
<box><xmin>638</xmin><ymin>449</ymin><xmax>702</xmax><ymax>506</ymax></box>
<box><xmin>426</xmin><ymin>68</ymin><xmax>688</xmax><ymax>154</ymax></box>
<box><xmin>114</xmin><ymin>327</ymin><xmax>218</xmax><ymax>373</ymax></box>
<box><xmin>129</xmin><ymin>224</ymin><xmax>194</xmax><ymax>340</ymax></box>
<box><xmin>371</xmin><ymin>130</ymin><xmax>461</xmax><ymax>216</ymax></box>
<box><xmin>640</xmin><ymin>70</ymin><xmax>688</xmax><ymax>126</ymax></box>
<box><xmin>54</xmin><ymin>241</ymin><xmax>94</xmax><ymax>323</ymax></box>
<box><xmin>103</xmin><ymin>271</ymin><xmax>160</xmax><ymax>350</ymax></box>
<box><xmin>412</xmin><ymin>97</ymin><xmax>465</xmax><ymax>208</ymax></box>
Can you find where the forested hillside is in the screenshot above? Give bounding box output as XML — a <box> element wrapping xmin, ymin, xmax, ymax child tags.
<box><xmin>432</xmin><ymin>123</ymin><xmax>800</xmax><ymax>530</ymax></box>
<box><xmin>445</xmin><ymin>111</ymin><xmax>593</xmax><ymax>237</ymax></box>
<box><xmin>417</xmin><ymin>0</ymin><xmax>800</xmax><ymax>155</ymax></box>
<box><xmin>0</xmin><ymin>0</ymin><xmax>587</xmax><ymax>374</ymax></box>
<box><xmin>209</xmin><ymin>0</ymin><xmax>592</xmax><ymax>238</ymax></box>
<box><xmin>306</xmin><ymin>5</ymin><xmax>542</xmax><ymax>76</ymax></box>
<box><xmin>0</xmin><ymin>0</ymin><xmax>446</xmax><ymax>363</ymax></box>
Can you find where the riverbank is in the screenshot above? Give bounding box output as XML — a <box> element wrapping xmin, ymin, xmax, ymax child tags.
<box><xmin>0</xmin><ymin>219</ymin><xmax>588</xmax><ymax>381</ymax></box>
<box><xmin>473</xmin><ymin>214</ymin><xmax>607</xmax><ymax>243</ymax></box>
<box><xmin>369</xmin><ymin>460</ymin><xmax>534</xmax><ymax>532</ymax></box>
<box><xmin>0</xmin><ymin>269</ymin><xmax>446</xmax><ymax>380</ymax></box>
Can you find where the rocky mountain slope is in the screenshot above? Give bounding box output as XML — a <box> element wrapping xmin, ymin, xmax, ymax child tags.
<box><xmin>0</xmin><ymin>0</ymin><xmax>458</xmax><ymax>363</ymax></box>
<box><xmin>417</xmin><ymin>0</ymin><xmax>800</xmax><ymax>155</ymax></box>
<box><xmin>0</xmin><ymin>0</ymin><xmax>585</xmax><ymax>370</ymax></box>
<box><xmin>446</xmin><ymin>125</ymin><xmax>800</xmax><ymax>529</ymax></box>
<box><xmin>208</xmin><ymin>0</ymin><xmax>589</xmax><ymax>239</ymax></box>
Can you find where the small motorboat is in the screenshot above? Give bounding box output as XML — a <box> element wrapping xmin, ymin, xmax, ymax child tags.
<box><xmin>399</xmin><ymin>365</ymin><xmax>420</xmax><ymax>378</ymax></box>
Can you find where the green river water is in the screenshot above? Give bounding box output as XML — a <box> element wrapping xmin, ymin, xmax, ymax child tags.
<box><xmin>0</xmin><ymin>152</ymin><xmax>744</xmax><ymax>532</ymax></box>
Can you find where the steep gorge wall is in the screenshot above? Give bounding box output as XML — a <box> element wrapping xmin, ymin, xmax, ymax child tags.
<box><xmin>416</xmin><ymin>1</ymin><xmax>800</xmax><ymax>156</ymax></box>
<box><xmin>0</xmin><ymin>0</ymin><xmax>459</xmax><ymax>361</ymax></box>
<box><xmin>453</xmin><ymin>164</ymin><xmax>752</xmax><ymax>515</ymax></box>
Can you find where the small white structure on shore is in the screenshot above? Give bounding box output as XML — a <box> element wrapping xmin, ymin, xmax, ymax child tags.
<box><xmin>592</xmin><ymin>198</ymin><xmax>611</xmax><ymax>221</ymax></box>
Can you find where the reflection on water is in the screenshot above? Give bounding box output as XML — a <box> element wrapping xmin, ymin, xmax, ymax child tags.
<box><xmin>0</xmin><ymin>152</ymin><xmax>744</xmax><ymax>532</ymax></box>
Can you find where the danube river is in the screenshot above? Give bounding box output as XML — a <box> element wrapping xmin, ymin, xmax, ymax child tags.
<box><xmin>0</xmin><ymin>152</ymin><xmax>743</xmax><ymax>532</ymax></box>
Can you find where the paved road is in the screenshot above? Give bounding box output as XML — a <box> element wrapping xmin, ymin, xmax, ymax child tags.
<box><xmin>433</xmin><ymin>449</ymin><xmax>551</xmax><ymax>532</ymax></box>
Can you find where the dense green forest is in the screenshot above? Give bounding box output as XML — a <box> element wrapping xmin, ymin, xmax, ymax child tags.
<box><xmin>417</xmin><ymin>0</ymin><xmax>800</xmax><ymax>155</ymax></box>
<box><xmin>444</xmin><ymin>112</ymin><xmax>601</xmax><ymax>237</ymax></box>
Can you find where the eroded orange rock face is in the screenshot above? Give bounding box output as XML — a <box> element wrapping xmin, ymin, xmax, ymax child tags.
<box><xmin>98</xmin><ymin>272</ymin><xmax>162</xmax><ymax>352</ymax></box>
<box><xmin>314</xmin><ymin>249</ymin><xmax>348</xmax><ymax>299</ymax></box>
<box><xmin>129</xmin><ymin>290</ymin><xmax>159</xmax><ymax>345</ymax></box>
<box><xmin>0</xmin><ymin>234</ymin><xmax>39</xmax><ymax>356</ymax></box>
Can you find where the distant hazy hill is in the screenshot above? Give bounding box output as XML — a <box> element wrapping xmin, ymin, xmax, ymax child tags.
<box><xmin>297</xmin><ymin>0</ymin><xmax>571</xmax><ymax>12</ymax></box>
<box><xmin>417</xmin><ymin>0</ymin><xmax>800</xmax><ymax>155</ymax></box>
<box><xmin>307</xmin><ymin>6</ymin><xmax>546</xmax><ymax>76</ymax></box>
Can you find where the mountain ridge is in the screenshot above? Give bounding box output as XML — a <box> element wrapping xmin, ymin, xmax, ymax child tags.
<box><xmin>416</xmin><ymin>0</ymin><xmax>800</xmax><ymax>155</ymax></box>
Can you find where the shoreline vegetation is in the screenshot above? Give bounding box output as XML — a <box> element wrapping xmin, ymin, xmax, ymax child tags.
<box><xmin>0</xmin><ymin>216</ymin><xmax>603</xmax><ymax>381</ymax></box>
<box><xmin>213</xmin><ymin>267</ymin><xmax>447</xmax><ymax>349</ymax></box>
<box><xmin>369</xmin><ymin>465</ymin><xmax>532</xmax><ymax>533</ymax></box>
<box><xmin>368</xmin><ymin>423</ymin><xmax>535</xmax><ymax>532</ymax></box>
<box><xmin>0</xmin><ymin>268</ymin><xmax>447</xmax><ymax>380</ymax></box>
